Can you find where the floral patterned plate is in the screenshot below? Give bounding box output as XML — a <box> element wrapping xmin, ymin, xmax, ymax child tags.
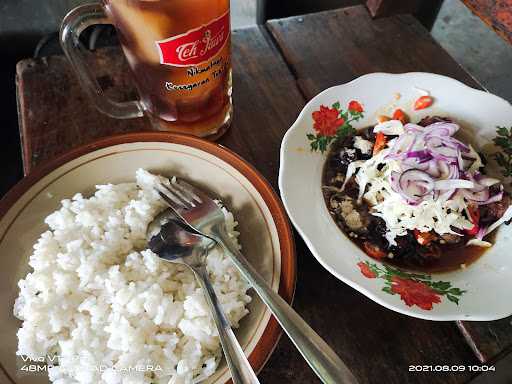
<box><xmin>279</xmin><ymin>72</ymin><xmax>512</xmax><ymax>320</ymax></box>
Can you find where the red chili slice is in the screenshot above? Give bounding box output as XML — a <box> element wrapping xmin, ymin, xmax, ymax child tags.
<box><xmin>373</xmin><ymin>132</ymin><xmax>387</xmax><ymax>154</ymax></box>
<box><xmin>414</xmin><ymin>96</ymin><xmax>434</xmax><ymax>110</ymax></box>
<box><xmin>363</xmin><ymin>242</ymin><xmax>386</xmax><ymax>259</ymax></box>
<box><xmin>414</xmin><ymin>230</ymin><xmax>436</xmax><ymax>246</ymax></box>
<box><xmin>465</xmin><ymin>205</ymin><xmax>480</xmax><ymax>235</ymax></box>
<box><xmin>392</xmin><ymin>108</ymin><xmax>409</xmax><ymax>124</ymax></box>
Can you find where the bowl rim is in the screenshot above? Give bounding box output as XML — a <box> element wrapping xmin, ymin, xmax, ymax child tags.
<box><xmin>279</xmin><ymin>71</ymin><xmax>512</xmax><ymax>321</ymax></box>
<box><xmin>0</xmin><ymin>131</ymin><xmax>297</xmax><ymax>382</ymax></box>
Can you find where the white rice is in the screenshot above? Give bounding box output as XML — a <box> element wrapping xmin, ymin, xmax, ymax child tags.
<box><xmin>13</xmin><ymin>169</ymin><xmax>251</xmax><ymax>384</ymax></box>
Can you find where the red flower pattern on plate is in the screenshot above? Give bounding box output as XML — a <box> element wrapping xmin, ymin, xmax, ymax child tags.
<box><xmin>356</xmin><ymin>261</ymin><xmax>465</xmax><ymax>310</ymax></box>
<box><xmin>348</xmin><ymin>100</ymin><xmax>364</xmax><ymax>113</ymax></box>
<box><xmin>390</xmin><ymin>276</ymin><xmax>441</xmax><ymax>310</ymax></box>
<box><xmin>307</xmin><ymin>100</ymin><xmax>363</xmax><ymax>153</ymax></box>
<box><xmin>357</xmin><ymin>261</ymin><xmax>377</xmax><ymax>278</ymax></box>
<box><xmin>312</xmin><ymin>105</ymin><xmax>345</xmax><ymax>137</ymax></box>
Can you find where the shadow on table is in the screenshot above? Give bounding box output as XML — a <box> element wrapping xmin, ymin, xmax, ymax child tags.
<box><xmin>0</xmin><ymin>33</ymin><xmax>42</xmax><ymax>197</ymax></box>
<box><xmin>0</xmin><ymin>27</ymin><xmax>121</xmax><ymax>198</ymax></box>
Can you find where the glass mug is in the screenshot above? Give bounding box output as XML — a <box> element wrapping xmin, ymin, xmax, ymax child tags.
<box><xmin>61</xmin><ymin>0</ymin><xmax>232</xmax><ymax>138</ymax></box>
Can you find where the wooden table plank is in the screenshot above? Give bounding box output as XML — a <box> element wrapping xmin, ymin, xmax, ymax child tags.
<box><xmin>16</xmin><ymin>48</ymin><xmax>150</xmax><ymax>175</ymax></box>
<box><xmin>365</xmin><ymin>0</ymin><xmax>444</xmax><ymax>30</ymax></box>
<box><xmin>366</xmin><ymin>0</ymin><xmax>421</xmax><ymax>17</ymax></box>
<box><xmin>260</xmin><ymin>238</ymin><xmax>479</xmax><ymax>384</ymax></box>
<box><xmin>267</xmin><ymin>5</ymin><xmax>482</xmax><ymax>98</ymax></box>
<box><xmin>457</xmin><ymin>319</ymin><xmax>512</xmax><ymax>364</ymax></box>
<box><xmin>267</xmin><ymin>5</ymin><xmax>512</xmax><ymax>367</ymax></box>
<box><xmin>223</xmin><ymin>27</ymin><xmax>305</xmax><ymax>190</ymax></box>
<box><xmin>469</xmin><ymin>350</ymin><xmax>512</xmax><ymax>383</ymax></box>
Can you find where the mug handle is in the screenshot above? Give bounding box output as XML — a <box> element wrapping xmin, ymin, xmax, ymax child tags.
<box><xmin>60</xmin><ymin>3</ymin><xmax>144</xmax><ymax>119</ymax></box>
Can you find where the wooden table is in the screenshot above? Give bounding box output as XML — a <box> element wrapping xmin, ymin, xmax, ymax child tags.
<box><xmin>15</xmin><ymin>5</ymin><xmax>512</xmax><ymax>384</ymax></box>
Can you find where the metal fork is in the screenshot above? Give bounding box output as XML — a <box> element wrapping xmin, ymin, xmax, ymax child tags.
<box><xmin>147</xmin><ymin>210</ymin><xmax>260</xmax><ymax>384</ymax></box>
<box><xmin>156</xmin><ymin>178</ymin><xmax>359</xmax><ymax>384</ymax></box>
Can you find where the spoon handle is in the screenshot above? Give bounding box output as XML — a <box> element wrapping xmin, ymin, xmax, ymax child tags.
<box><xmin>193</xmin><ymin>267</ymin><xmax>261</xmax><ymax>384</ymax></box>
<box><xmin>214</xmin><ymin>230</ymin><xmax>359</xmax><ymax>384</ymax></box>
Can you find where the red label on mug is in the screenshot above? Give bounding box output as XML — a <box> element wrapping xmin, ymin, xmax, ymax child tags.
<box><xmin>156</xmin><ymin>11</ymin><xmax>230</xmax><ymax>67</ymax></box>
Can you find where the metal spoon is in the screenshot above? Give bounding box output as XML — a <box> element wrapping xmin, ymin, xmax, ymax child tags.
<box><xmin>147</xmin><ymin>209</ymin><xmax>260</xmax><ymax>384</ymax></box>
<box><xmin>155</xmin><ymin>178</ymin><xmax>359</xmax><ymax>384</ymax></box>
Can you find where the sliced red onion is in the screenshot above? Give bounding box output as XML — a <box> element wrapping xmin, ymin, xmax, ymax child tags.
<box><xmin>424</xmin><ymin>130</ymin><xmax>470</xmax><ymax>154</ymax></box>
<box><xmin>438</xmin><ymin>188</ymin><xmax>457</xmax><ymax>202</ymax></box>
<box><xmin>437</xmin><ymin>161</ymin><xmax>449</xmax><ymax>178</ymax></box>
<box><xmin>404</xmin><ymin>123</ymin><xmax>424</xmax><ymax>133</ymax></box>
<box><xmin>405</xmin><ymin>150</ymin><xmax>432</xmax><ymax>163</ymax></box>
<box><xmin>476</xmin><ymin>226</ymin><xmax>487</xmax><ymax>241</ymax></box>
<box><xmin>398</xmin><ymin>169</ymin><xmax>434</xmax><ymax>203</ymax></box>
<box><xmin>376</xmin><ymin>119</ymin><xmax>506</xmax><ymax>210</ymax></box>
<box><xmin>434</xmin><ymin>179</ymin><xmax>475</xmax><ymax>190</ymax></box>
<box><xmin>425</xmin><ymin>138</ymin><xmax>459</xmax><ymax>159</ymax></box>
<box><xmin>438</xmin><ymin>137</ymin><xmax>470</xmax><ymax>153</ymax></box>
<box><xmin>390</xmin><ymin>170</ymin><xmax>418</xmax><ymax>204</ymax></box>
<box><xmin>477</xmin><ymin>191</ymin><xmax>504</xmax><ymax>205</ymax></box>
<box><xmin>462</xmin><ymin>152</ymin><xmax>477</xmax><ymax>160</ymax></box>
<box><xmin>424</xmin><ymin>122</ymin><xmax>460</xmax><ymax>137</ymax></box>
<box><xmin>385</xmin><ymin>134</ymin><xmax>417</xmax><ymax>160</ymax></box>
<box><xmin>448</xmin><ymin>164</ymin><xmax>460</xmax><ymax>179</ymax></box>
<box><xmin>390</xmin><ymin>170</ymin><xmax>422</xmax><ymax>204</ymax></box>
<box><xmin>462</xmin><ymin>188</ymin><xmax>490</xmax><ymax>203</ymax></box>
<box><xmin>467</xmin><ymin>173</ymin><xmax>501</xmax><ymax>192</ymax></box>
<box><xmin>457</xmin><ymin>151</ymin><xmax>465</xmax><ymax>170</ymax></box>
<box><xmin>463</xmin><ymin>187</ymin><xmax>503</xmax><ymax>205</ymax></box>
<box><xmin>483</xmin><ymin>205</ymin><xmax>512</xmax><ymax>236</ymax></box>
<box><xmin>476</xmin><ymin>176</ymin><xmax>501</xmax><ymax>187</ymax></box>
<box><xmin>456</xmin><ymin>142</ymin><xmax>471</xmax><ymax>153</ymax></box>
<box><xmin>390</xmin><ymin>171</ymin><xmax>400</xmax><ymax>193</ymax></box>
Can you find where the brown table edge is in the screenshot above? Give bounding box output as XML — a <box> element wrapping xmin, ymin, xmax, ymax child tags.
<box><xmin>15</xmin><ymin>60</ymin><xmax>32</xmax><ymax>177</ymax></box>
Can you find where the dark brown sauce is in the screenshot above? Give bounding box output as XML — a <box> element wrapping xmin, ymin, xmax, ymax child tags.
<box><xmin>322</xmin><ymin>133</ymin><xmax>492</xmax><ymax>274</ymax></box>
<box><xmin>364</xmin><ymin>234</ymin><xmax>494</xmax><ymax>274</ymax></box>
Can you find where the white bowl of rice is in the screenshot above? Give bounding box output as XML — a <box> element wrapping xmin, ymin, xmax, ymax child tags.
<box><xmin>0</xmin><ymin>133</ymin><xmax>296</xmax><ymax>384</ymax></box>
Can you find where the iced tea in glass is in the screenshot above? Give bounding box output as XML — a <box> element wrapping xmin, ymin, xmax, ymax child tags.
<box><xmin>61</xmin><ymin>0</ymin><xmax>232</xmax><ymax>138</ymax></box>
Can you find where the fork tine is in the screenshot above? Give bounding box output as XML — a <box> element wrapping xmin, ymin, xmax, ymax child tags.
<box><xmin>157</xmin><ymin>184</ymin><xmax>190</xmax><ymax>209</ymax></box>
<box><xmin>156</xmin><ymin>191</ymin><xmax>190</xmax><ymax>226</ymax></box>
<box><xmin>164</xmin><ymin>181</ymin><xmax>196</xmax><ymax>208</ymax></box>
<box><xmin>156</xmin><ymin>191</ymin><xmax>213</xmax><ymax>241</ymax></box>
<box><xmin>174</xmin><ymin>178</ymin><xmax>205</xmax><ymax>204</ymax></box>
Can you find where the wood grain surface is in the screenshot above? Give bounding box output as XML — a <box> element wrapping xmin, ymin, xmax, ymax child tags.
<box><xmin>366</xmin><ymin>0</ymin><xmax>425</xmax><ymax>18</ymax></box>
<box><xmin>15</xmin><ymin>6</ymin><xmax>512</xmax><ymax>384</ymax></box>
<box><xmin>267</xmin><ymin>5</ymin><xmax>482</xmax><ymax>98</ymax></box>
<box><xmin>365</xmin><ymin>0</ymin><xmax>444</xmax><ymax>30</ymax></box>
<box><xmin>458</xmin><ymin>319</ymin><xmax>512</xmax><ymax>363</ymax></box>
<box><xmin>16</xmin><ymin>48</ymin><xmax>150</xmax><ymax>174</ymax></box>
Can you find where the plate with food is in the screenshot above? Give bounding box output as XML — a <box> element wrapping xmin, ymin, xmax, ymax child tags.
<box><xmin>279</xmin><ymin>72</ymin><xmax>512</xmax><ymax>320</ymax></box>
<box><xmin>0</xmin><ymin>133</ymin><xmax>296</xmax><ymax>384</ymax></box>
